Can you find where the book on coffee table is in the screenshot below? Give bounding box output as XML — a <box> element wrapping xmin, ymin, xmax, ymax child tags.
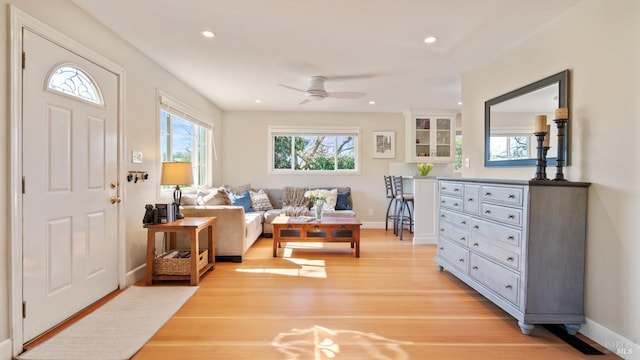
<box><xmin>288</xmin><ymin>216</ymin><xmax>315</xmax><ymax>223</ymax></box>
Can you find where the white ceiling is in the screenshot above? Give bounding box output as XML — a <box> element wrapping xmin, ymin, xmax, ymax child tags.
<box><xmin>70</xmin><ymin>0</ymin><xmax>583</xmax><ymax>113</ymax></box>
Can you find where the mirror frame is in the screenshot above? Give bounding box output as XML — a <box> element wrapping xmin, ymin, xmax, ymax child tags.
<box><xmin>484</xmin><ymin>69</ymin><xmax>570</xmax><ymax>167</ymax></box>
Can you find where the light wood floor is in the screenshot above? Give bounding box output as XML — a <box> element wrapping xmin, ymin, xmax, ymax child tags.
<box><xmin>133</xmin><ymin>229</ymin><xmax>617</xmax><ymax>359</ymax></box>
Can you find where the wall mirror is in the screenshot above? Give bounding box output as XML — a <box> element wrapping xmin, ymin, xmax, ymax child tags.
<box><xmin>484</xmin><ymin>70</ymin><xmax>569</xmax><ymax>167</ymax></box>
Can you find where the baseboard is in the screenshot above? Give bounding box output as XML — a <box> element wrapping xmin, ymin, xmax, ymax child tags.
<box><xmin>125</xmin><ymin>263</ymin><xmax>146</xmax><ymax>287</ymax></box>
<box><xmin>580</xmin><ymin>318</ymin><xmax>638</xmax><ymax>359</ymax></box>
<box><xmin>0</xmin><ymin>337</ymin><xmax>12</xmax><ymax>360</ymax></box>
<box><xmin>216</xmin><ymin>255</ymin><xmax>242</xmax><ymax>263</ymax></box>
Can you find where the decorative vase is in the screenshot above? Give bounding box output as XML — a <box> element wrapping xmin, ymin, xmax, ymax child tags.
<box><xmin>314</xmin><ymin>200</ymin><xmax>325</xmax><ymax>220</ymax></box>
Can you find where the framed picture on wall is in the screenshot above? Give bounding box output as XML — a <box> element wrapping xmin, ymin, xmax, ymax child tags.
<box><xmin>373</xmin><ymin>131</ymin><xmax>395</xmax><ymax>159</ymax></box>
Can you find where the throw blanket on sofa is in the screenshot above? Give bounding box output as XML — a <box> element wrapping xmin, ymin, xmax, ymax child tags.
<box><xmin>282</xmin><ymin>187</ymin><xmax>311</xmax><ymax>216</ymax></box>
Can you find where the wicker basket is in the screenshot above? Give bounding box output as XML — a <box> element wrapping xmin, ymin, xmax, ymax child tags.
<box><xmin>154</xmin><ymin>249</ymin><xmax>208</xmax><ymax>275</ymax></box>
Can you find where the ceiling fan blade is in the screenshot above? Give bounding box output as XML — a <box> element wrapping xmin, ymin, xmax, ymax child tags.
<box><xmin>327</xmin><ymin>73</ymin><xmax>379</xmax><ymax>81</ymax></box>
<box><xmin>327</xmin><ymin>91</ymin><xmax>366</xmax><ymax>99</ymax></box>
<box><xmin>278</xmin><ymin>84</ymin><xmax>306</xmax><ymax>93</ymax></box>
<box><xmin>298</xmin><ymin>98</ymin><xmax>312</xmax><ymax>105</ymax></box>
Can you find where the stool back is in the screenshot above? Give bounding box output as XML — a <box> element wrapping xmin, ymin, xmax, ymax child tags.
<box><xmin>392</xmin><ymin>176</ymin><xmax>405</xmax><ymax>199</ymax></box>
<box><xmin>384</xmin><ymin>175</ymin><xmax>394</xmax><ymax>199</ymax></box>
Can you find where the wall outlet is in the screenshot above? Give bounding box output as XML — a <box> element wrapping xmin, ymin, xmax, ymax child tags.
<box><xmin>368</xmin><ymin>209</ymin><xmax>373</xmax><ymax>216</ymax></box>
<box><xmin>132</xmin><ymin>151</ymin><xmax>143</xmax><ymax>164</ymax></box>
<box><xmin>465</xmin><ymin>157</ymin><xmax>470</xmax><ymax>168</ymax></box>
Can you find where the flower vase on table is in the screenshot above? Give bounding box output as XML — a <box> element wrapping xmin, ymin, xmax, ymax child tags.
<box><xmin>314</xmin><ymin>199</ymin><xmax>326</xmax><ymax>221</ymax></box>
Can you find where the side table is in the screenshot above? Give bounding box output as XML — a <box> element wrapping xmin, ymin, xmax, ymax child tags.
<box><xmin>144</xmin><ymin>217</ymin><xmax>216</xmax><ymax>285</ymax></box>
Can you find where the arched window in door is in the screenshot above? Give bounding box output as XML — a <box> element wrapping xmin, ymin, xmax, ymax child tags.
<box><xmin>47</xmin><ymin>64</ymin><xmax>104</xmax><ymax>105</ymax></box>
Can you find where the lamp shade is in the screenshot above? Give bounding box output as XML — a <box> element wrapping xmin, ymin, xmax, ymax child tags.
<box><xmin>160</xmin><ymin>162</ymin><xmax>194</xmax><ymax>185</ymax></box>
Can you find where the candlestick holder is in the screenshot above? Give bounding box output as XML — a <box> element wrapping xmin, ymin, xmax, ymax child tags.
<box><xmin>532</xmin><ymin>132</ymin><xmax>547</xmax><ymax>181</ymax></box>
<box><xmin>554</xmin><ymin>118</ymin><xmax>569</xmax><ymax>181</ymax></box>
<box><xmin>542</xmin><ymin>146</ymin><xmax>550</xmax><ymax>180</ymax></box>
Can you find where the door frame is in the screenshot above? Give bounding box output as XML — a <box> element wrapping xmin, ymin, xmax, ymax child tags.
<box><xmin>9</xmin><ymin>6</ymin><xmax>126</xmax><ymax>355</ymax></box>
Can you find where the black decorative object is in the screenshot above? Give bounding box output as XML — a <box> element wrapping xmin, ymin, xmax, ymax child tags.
<box><xmin>553</xmin><ymin>118</ymin><xmax>569</xmax><ymax>181</ymax></box>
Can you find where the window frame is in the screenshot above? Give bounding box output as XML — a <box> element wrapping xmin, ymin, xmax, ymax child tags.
<box><xmin>268</xmin><ymin>126</ymin><xmax>361</xmax><ymax>175</ymax></box>
<box><xmin>157</xmin><ymin>90</ymin><xmax>215</xmax><ymax>199</ymax></box>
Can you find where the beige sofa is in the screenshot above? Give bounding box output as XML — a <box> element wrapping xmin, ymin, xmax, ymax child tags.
<box><xmin>177</xmin><ymin>185</ymin><xmax>356</xmax><ymax>262</ymax></box>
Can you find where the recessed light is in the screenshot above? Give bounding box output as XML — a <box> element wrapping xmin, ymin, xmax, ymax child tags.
<box><xmin>255</xmin><ymin>99</ymin><xmax>262</xmax><ymax>103</ymax></box>
<box><xmin>424</xmin><ymin>36</ymin><xmax>437</xmax><ymax>44</ymax></box>
<box><xmin>457</xmin><ymin>101</ymin><xmax>463</xmax><ymax>106</ymax></box>
<box><xmin>369</xmin><ymin>100</ymin><xmax>376</xmax><ymax>105</ymax></box>
<box><xmin>201</xmin><ymin>29</ymin><xmax>215</xmax><ymax>38</ymax></box>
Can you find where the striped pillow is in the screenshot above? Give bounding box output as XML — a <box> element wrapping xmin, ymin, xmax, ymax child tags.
<box><xmin>250</xmin><ymin>189</ymin><xmax>273</xmax><ymax>211</ymax></box>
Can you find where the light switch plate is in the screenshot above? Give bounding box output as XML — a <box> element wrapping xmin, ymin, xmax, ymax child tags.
<box><xmin>132</xmin><ymin>151</ymin><xmax>143</xmax><ymax>164</ymax></box>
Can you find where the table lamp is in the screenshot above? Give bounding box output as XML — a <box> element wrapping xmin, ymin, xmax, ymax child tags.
<box><xmin>160</xmin><ymin>162</ymin><xmax>194</xmax><ymax>219</ymax></box>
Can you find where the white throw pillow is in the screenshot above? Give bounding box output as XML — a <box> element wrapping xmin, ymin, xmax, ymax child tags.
<box><xmin>250</xmin><ymin>189</ymin><xmax>273</xmax><ymax>211</ymax></box>
<box><xmin>307</xmin><ymin>188</ymin><xmax>338</xmax><ymax>212</ymax></box>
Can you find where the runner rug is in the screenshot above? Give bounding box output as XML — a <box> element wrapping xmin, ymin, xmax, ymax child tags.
<box><xmin>18</xmin><ymin>285</ymin><xmax>198</xmax><ymax>360</ymax></box>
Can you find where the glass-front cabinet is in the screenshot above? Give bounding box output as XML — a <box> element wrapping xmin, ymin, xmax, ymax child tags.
<box><xmin>404</xmin><ymin>111</ymin><xmax>456</xmax><ymax>163</ymax></box>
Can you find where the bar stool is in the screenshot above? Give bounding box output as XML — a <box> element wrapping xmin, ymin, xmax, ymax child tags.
<box><xmin>392</xmin><ymin>176</ymin><xmax>414</xmax><ymax>240</ymax></box>
<box><xmin>384</xmin><ymin>175</ymin><xmax>396</xmax><ymax>231</ymax></box>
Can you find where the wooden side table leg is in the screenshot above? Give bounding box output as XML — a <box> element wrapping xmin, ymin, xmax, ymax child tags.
<box><xmin>355</xmin><ymin>226</ymin><xmax>360</xmax><ymax>258</ymax></box>
<box><xmin>190</xmin><ymin>228</ymin><xmax>199</xmax><ymax>286</ymax></box>
<box><xmin>208</xmin><ymin>224</ymin><xmax>215</xmax><ymax>270</ymax></box>
<box><xmin>146</xmin><ymin>230</ymin><xmax>156</xmax><ymax>285</ymax></box>
<box><xmin>272</xmin><ymin>229</ymin><xmax>278</xmax><ymax>257</ymax></box>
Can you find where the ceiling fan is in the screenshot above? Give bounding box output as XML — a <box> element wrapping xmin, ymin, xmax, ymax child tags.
<box><xmin>279</xmin><ymin>76</ymin><xmax>366</xmax><ymax>105</ymax></box>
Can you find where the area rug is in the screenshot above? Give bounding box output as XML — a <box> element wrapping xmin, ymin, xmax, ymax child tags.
<box><xmin>18</xmin><ymin>285</ymin><xmax>198</xmax><ymax>360</ymax></box>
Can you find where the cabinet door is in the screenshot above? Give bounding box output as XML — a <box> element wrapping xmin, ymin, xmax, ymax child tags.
<box><xmin>405</xmin><ymin>112</ymin><xmax>455</xmax><ymax>163</ymax></box>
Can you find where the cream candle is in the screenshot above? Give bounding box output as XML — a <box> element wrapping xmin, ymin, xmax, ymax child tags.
<box><xmin>535</xmin><ymin>115</ymin><xmax>547</xmax><ymax>133</ymax></box>
<box><xmin>544</xmin><ymin>124</ymin><xmax>551</xmax><ymax>147</ymax></box>
<box><xmin>555</xmin><ymin>107</ymin><xmax>568</xmax><ymax>120</ymax></box>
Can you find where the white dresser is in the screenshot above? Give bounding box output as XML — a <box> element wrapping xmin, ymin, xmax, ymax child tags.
<box><xmin>435</xmin><ymin>178</ymin><xmax>590</xmax><ymax>335</ymax></box>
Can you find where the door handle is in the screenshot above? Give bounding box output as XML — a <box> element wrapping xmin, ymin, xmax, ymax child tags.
<box><xmin>110</xmin><ymin>196</ymin><xmax>121</xmax><ymax>204</ymax></box>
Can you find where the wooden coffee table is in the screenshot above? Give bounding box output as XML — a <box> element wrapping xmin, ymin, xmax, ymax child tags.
<box><xmin>272</xmin><ymin>216</ymin><xmax>362</xmax><ymax>257</ymax></box>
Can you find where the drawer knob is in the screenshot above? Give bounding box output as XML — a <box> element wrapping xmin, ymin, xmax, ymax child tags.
<box><xmin>440</xmin><ymin>228</ymin><xmax>445</xmax><ymax>232</ymax></box>
<box><xmin>287</xmin><ymin>225</ymin><xmax>293</xmax><ymax>229</ymax></box>
<box><xmin>473</xmin><ymin>243</ymin><xmax>479</xmax><ymax>247</ymax></box>
<box><xmin>472</xmin><ymin>266</ymin><xmax>478</xmax><ymax>270</ymax></box>
<box><xmin>442</xmin><ymin>187</ymin><xmax>447</xmax><ymax>190</ymax></box>
<box><xmin>473</xmin><ymin>225</ymin><xmax>479</xmax><ymax>229</ymax></box>
<box><xmin>505</xmin><ymin>284</ymin><xmax>513</xmax><ymax>289</ymax></box>
<box><xmin>439</xmin><ymin>247</ymin><xmax>444</xmax><ymax>250</ymax></box>
<box><xmin>461</xmin><ymin>221</ymin><xmax>466</xmax><ymax>225</ymax></box>
<box><xmin>460</xmin><ymin>237</ymin><xmax>466</xmax><ymax>241</ymax></box>
<box><xmin>467</xmin><ymin>198</ymin><xmax>474</xmax><ymax>202</ymax></box>
<box><xmin>454</xmin><ymin>188</ymin><xmax>460</xmax><ymax>192</ymax></box>
<box><xmin>458</xmin><ymin>258</ymin><xmax>465</xmax><ymax>263</ymax></box>
<box><xmin>507</xmin><ymin>236</ymin><xmax>515</xmax><ymax>241</ymax></box>
<box><xmin>441</xmin><ymin>214</ymin><xmax>445</xmax><ymax>218</ymax></box>
<box><xmin>485</xmin><ymin>210</ymin><xmax>491</xmax><ymax>214</ymax></box>
<box><xmin>508</xmin><ymin>194</ymin><xmax>516</xmax><ymax>199</ymax></box>
<box><xmin>508</xmin><ymin>214</ymin><xmax>515</xmax><ymax>219</ymax></box>
<box><xmin>441</xmin><ymin>200</ymin><xmax>446</xmax><ymax>204</ymax></box>
<box><xmin>485</xmin><ymin>192</ymin><xmax>492</xmax><ymax>196</ymax></box>
<box><xmin>453</xmin><ymin>203</ymin><xmax>459</xmax><ymax>207</ymax></box>
<box><xmin>507</xmin><ymin>256</ymin><xmax>514</xmax><ymax>262</ymax></box>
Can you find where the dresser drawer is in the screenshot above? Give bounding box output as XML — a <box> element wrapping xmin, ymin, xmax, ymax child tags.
<box><xmin>463</xmin><ymin>184</ymin><xmax>480</xmax><ymax>215</ymax></box>
<box><xmin>440</xmin><ymin>221</ymin><xmax>470</xmax><ymax>247</ymax></box>
<box><xmin>437</xmin><ymin>238</ymin><xmax>469</xmax><ymax>273</ymax></box>
<box><xmin>440</xmin><ymin>195</ymin><xmax>462</xmax><ymax>211</ymax></box>
<box><xmin>439</xmin><ymin>209</ymin><xmax>469</xmax><ymax>230</ymax></box>
<box><xmin>470</xmin><ymin>218</ymin><xmax>521</xmax><ymax>248</ymax></box>
<box><xmin>439</xmin><ymin>181</ymin><xmax>463</xmax><ymax>196</ymax></box>
<box><xmin>470</xmin><ymin>254</ymin><xmax>520</xmax><ymax>306</ymax></box>
<box><xmin>481</xmin><ymin>185</ymin><xmax>523</xmax><ymax>207</ymax></box>
<box><xmin>469</xmin><ymin>235</ymin><xmax>520</xmax><ymax>270</ymax></box>
<box><xmin>481</xmin><ymin>203</ymin><xmax>523</xmax><ymax>226</ymax></box>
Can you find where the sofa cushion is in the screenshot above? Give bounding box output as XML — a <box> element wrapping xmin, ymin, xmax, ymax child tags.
<box><xmin>335</xmin><ymin>190</ymin><xmax>352</xmax><ymax>210</ymax></box>
<box><xmin>249</xmin><ymin>189</ymin><xmax>273</xmax><ymax>211</ymax></box>
<box><xmin>198</xmin><ymin>188</ymin><xmax>232</xmax><ymax>206</ymax></box>
<box><xmin>283</xmin><ymin>206</ymin><xmax>312</xmax><ymax>217</ymax></box>
<box><xmin>228</xmin><ymin>189</ymin><xmax>254</xmax><ymax>212</ymax></box>
<box><xmin>224</xmin><ymin>183</ymin><xmax>252</xmax><ymax>195</ymax></box>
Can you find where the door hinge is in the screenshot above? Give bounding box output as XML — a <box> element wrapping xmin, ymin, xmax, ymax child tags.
<box><xmin>22</xmin><ymin>51</ymin><xmax>26</xmax><ymax>70</ymax></box>
<box><xmin>22</xmin><ymin>301</ymin><xmax>26</xmax><ymax>318</ymax></box>
<box><xmin>22</xmin><ymin>176</ymin><xmax>26</xmax><ymax>194</ymax></box>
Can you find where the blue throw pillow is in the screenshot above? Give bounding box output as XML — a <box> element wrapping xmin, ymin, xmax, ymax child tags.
<box><xmin>335</xmin><ymin>191</ymin><xmax>352</xmax><ymax>210</ymax></box>
<box><xmin>229</xmin><ymin>189</ymin><xmax>255</xmax><ymax>212</ymax></box>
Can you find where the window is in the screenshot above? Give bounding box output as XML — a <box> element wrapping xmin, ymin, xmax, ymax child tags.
<box><xmin>453</xmin><ymin>131</ymin><xmax>462</xmax><ymax>172</ymax></box>
<box><xmin>159</xmin><ymin>93</ymin><xmax>213</xmax><ymax>193</ymax></box>
<box><xmin>489</xmin><ymin>135</ymin><xmax>532</xmax><ymax>160</ymax></box>
<box><xmin>269</xmin><ymin>126</ymin><xmax>360</xmax><ymax>174</ymax></box>
<box><xmin>47</xmin><ymin>64</ymin><xmax>103</xmax><ymax>105</ymax></box>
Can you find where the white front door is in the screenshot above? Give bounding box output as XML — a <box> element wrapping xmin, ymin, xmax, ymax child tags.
<box><xmin>21</xmin><ymin>28</ymin><xmax>119</xmax><ymax>342</ymax></box>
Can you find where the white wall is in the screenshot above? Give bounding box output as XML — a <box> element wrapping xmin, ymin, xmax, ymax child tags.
<box><xmin>0</xmin><ymin>0</ymin><xmax>222</xmax><ymax>355</ymax></box>
<box><xmin>221</xmin><ymin>111</ymin><xmax>406</xmax><ymax>225</ymax></box>
<box><xmin>462</xmin><ymin>0</ymin><xmax>639</xmax><ymax>355</ymax></box>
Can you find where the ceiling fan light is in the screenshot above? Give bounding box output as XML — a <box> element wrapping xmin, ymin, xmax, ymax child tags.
<box><xmin>307</xmin><ymin>94</ymin><xmax>325</xmax><ymax>102</ymax></box>
<box><xmin>201</xmin><ymin>29</ymin><xmax>216</xmax><ymax>38</ymax></box>
<box><xmin>424</xmin><ymin>36</ymin><xmax>437</xmax><ymax>44</ymax></box>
